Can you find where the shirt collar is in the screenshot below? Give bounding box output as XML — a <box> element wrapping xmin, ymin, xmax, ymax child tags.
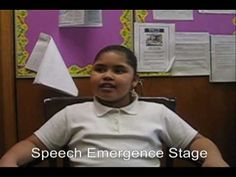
<box><xmin>93</xmin><ymin>93</ymin><xmax>139</xmax><ymax>117</ymax></box>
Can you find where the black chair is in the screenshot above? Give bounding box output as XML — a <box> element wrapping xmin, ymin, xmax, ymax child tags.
<box><xmin>43</xmin><ymin>96</ymin><xmax>176</xmax><ymax>121</ymax></box>
<box><xmin>40</xmin><ymin>96</ymin><xmax>200</xmax><ymax>167</ymax></box>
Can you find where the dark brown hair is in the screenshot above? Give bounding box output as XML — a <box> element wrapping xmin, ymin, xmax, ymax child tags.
<box><xmin>94</xmin><ymin>45</ymin><xmax>137</xmax><ymax>75</ymax></box>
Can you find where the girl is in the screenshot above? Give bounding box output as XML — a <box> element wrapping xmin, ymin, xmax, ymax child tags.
<box><xmin>0</xmin><ymin>45</ymin><xmax>229</xmax><ymax>167</ymax></box>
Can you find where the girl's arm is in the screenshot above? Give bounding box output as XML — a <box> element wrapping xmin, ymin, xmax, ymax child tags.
<box><xmin>0</xmin><ymin>134</ymin><xmax>47</xmax><ymax>167</ymax></box>
<box><xmin>188</xmin><ymin>133</ymin><xmax>229</xmax><ymax>167</ymax></box>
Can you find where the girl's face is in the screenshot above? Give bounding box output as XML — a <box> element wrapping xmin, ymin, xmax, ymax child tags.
<box><xmin>90</xmin><ymin>51</ymin><xmax>138</xmax><ymax>108</ymax></box>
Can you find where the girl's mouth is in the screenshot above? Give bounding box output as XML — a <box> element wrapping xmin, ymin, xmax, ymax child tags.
<box><xmin>99</xmin><ymin>83</ymin><xmax>116</xmax><ymax>91</ymax></box>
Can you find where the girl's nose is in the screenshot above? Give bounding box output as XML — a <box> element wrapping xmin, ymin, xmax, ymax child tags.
<box><xmin>102</xmin><ymin>70</ymin><xmax>114</xmax><ymax>80</ymax></box>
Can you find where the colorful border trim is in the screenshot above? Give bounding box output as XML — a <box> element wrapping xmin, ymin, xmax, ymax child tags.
<box><xmin>135</xmin><ymin>10</ymin><xmax>148</xmax><ymax>23</ymax></box>
<box><xmin>120</xmin><ymin>10</ymin><xmax>133</xmax><ymax>50</ymax></box>
<box><xmin>233</xmin><ymin>17</ymin><xmax>236</xmax><ymax>35</ymax></box>
<box><xmin>15</xmin><ymin>10</ymin><xmax>36</xmax><ymax>77</ymax></box>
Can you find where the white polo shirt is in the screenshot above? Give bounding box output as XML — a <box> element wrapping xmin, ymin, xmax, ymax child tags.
<box><xmin>34</xmin><ymin>96</ymin><xmax>198</xmax><ymax>167</ymax></box>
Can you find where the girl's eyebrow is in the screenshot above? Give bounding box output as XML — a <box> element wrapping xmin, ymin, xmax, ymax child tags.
<box><xmin>93</xmin><ymin>64</ymin><xmax>106</xmax><ymax>67</ymax></box>
<box><xmin>113</xmin><ymin>65</ymin><xmax>128</xmax><ymax>69</ymax></box>
<box><xmin>94</xmin><ymin>63</ymin><xmax>128</xmax><ymax>68</ymax></box>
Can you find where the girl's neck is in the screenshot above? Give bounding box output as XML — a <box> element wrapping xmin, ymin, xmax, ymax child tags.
<box><xmin>96</xmin><ymin>94</ymin><xmax>134</xmax><ymax>108</ymax></box>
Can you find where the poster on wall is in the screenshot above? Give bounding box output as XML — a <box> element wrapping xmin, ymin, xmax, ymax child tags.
<box><xmin>153</xmin><ymin>10</ymin><xmax>193</xmax><ymax>20</ymax></box>
<box><xmin>210</xmin><ymin>35</ymin><xmax>236</xmax><ymax>82</ymax></box>
<box><xmin>134</xmin><ymin>22</ymin><xmax>175</xmax><ymax>72</ymax></box>
<box><xmin>198</xmin><ymin>10</ymin><xmax>236</xmax><ymax>14</ymax></box>
<box><xmin>171</xmin><ymin>32</ymin><xmax>210</xmax><ymax>76</ymax></box>
<box><xmin>59</xmin><ymin>10</ymin><xmax>103</xmax><ymax>27</ymax></box>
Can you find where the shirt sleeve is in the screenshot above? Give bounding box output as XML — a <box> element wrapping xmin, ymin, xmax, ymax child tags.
<box><xmin>34</xmin><ymin>108</ymin><xmax>71</xmax><ymax>150</ymax></box>
<box><xmin>159</xmin><ymin>105</ymin><xmax>198</xmax><ymax>149</ymax></box>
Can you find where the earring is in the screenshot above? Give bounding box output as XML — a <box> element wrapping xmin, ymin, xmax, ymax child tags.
<box><xmin>130</xmin><ymin>88</ymin><xmax>137</xmax><ymax>97</ymax></box>
<box><xmin>138</xmin><ymin>79</ymin><xmax>143</xmax><ymax>87</ymax></box>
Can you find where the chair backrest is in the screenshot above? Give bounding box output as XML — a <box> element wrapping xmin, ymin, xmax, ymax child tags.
<box><xmin>43</xmin><ymin>96</ymin><xmax>176</xmax><ymax>167</ymax></box>
<box><xmin>44</xmin><ymin>96</ymin><xmax>176</xmax><ymax>121</ymax></box>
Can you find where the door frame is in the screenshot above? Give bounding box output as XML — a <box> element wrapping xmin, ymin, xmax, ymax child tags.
<box><xmin>0</xmin><ymin>10</ymin><xmax>17</xmax><ymax>154</ymax></box>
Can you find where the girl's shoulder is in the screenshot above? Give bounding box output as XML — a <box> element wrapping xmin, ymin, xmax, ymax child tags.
<box><xmin>65</xmin><ymin>101</ymin><xmax>94</xmax><ymax>110</ymax></box>
<box><xmin>138</xmin><ymin>100</ymin><xmax>166</xmax><ymax>111</ymax></box>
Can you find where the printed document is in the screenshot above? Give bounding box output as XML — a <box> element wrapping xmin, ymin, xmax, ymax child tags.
<box><xmin>210</xmin><ymin>35</ymin><xmax>236</xmax><ymax>82</ymax></box>
<box><xmin>198</xmin><ymin>10</ymin><xmax>236</xmax><ymax>14</ymax></box>
<box><xmin>134</xmin><ymin>23</ymin><xmax>175</xmax><ymax>72</ymax></box>
<box><xmin>59</xmin><ymin>10</ymin><xmax>102</xmax><ymax>27</ymax></box>
<box><xmin>25</xmin><ymin>33</ymin><xmax>79</xmax><ymax>96</ymax></box>
<box><xmin>171</xmin><ymin>32</ymin><xmax>210</xmax><ymax>76</ymax></box>
<box><xmin>153</xmin><ymin>10</ymin><xmax>193</xmax><ymax>20</ymax></box>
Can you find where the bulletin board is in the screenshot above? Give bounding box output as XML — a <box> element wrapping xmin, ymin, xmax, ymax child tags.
<box><xmin>15</xmin><ymin>10</ymin><xmax>235</xmax><ymax>78</ymax></box>
<box><xmin>135</xmin><ymin>10</ymin><xmax>236</xmax><ymax>77</ymax></box>
<box><xmin>135</xmin><ymin>10</ymin><xmax>235</xmax><ymax>34</ymax></box>
<box><xmin>15</xmin><ymin>10</ymin><xmax>133</xmax><ymax>78</ymax></box>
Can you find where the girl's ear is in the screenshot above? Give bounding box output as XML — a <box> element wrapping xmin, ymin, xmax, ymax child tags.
<box><xmin>132</xmin><ymin>74</ymin><xmax>139</xmax><ymax>89</ymax></box>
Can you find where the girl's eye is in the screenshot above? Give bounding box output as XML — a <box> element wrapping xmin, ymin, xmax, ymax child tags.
<box><xmin>113</xmin><ymin>67</ymin><xmax>126</xmax><ymax>74</ymax></box>
<box><xmin>93</xmin><ymin>66</ymin><xmax>107</xmax><ymax>73</ymax></box>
